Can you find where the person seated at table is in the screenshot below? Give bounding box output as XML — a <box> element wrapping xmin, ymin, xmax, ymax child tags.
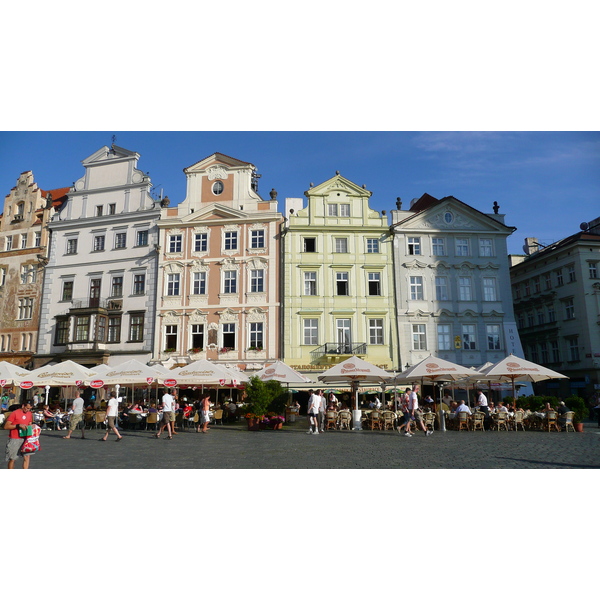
<box><xmin>42</xmin><ymin>405</ymin><xmax>61</xmax><ymax>429</ymax></box>
<box><xmin>182</xmin><ymin>403</ymin><xmax>193</xmax><ymax>419</ymax></box>
<box><xmin>326</xmin><ymin>398</ymin><xmax>338</xmax><ymax>412</ymax></box>
<box><xmin>226</xmin><ymin>400</ymin><xmax>238</xmax><ymax>423</ymax></box>
<box><xmin>556</xmin><ymin>401</ymin><xmax>569</xmax><ymax>416</ymax></box>
<box><xmin>130</xmin><ymin>402</ymin><xmax>143</xmax><ymax>413</ymax></box>
<box><xmin>100</xmin><ymin>399</ymin><xmax>108</xmax><ymax>410</ymax></box>
<box><xmin>454</xmin><ymin>399</ymin><xmax>471</xmax><ymax>415</ymax></box>
<box><xmin>327</xmin><ymin>392</ymin><xmax>337</xmax><ymax>408</ymax></box>
<box><xmin>339</xmin><ymin>402</ymin><xmax>350</xmax><ymax>412</ymax></box>
<box><xmin>147</xmin><ymin>403</ymin><xmax>158</xmax><ymax>414</ymax></box>
<box><xmin>488</xmin><ymin>402</ymin><xmax>496</xmax><ymax>414</ymax></box>
<box><xmin>449</xmin><ymin>401</ymin><xmax>458</xmax><ymax>412</ymax></box>
<box><xmin>496</xmin><ymin>401</ymin><xmax>509</xmax><ymax>413</ymax></box>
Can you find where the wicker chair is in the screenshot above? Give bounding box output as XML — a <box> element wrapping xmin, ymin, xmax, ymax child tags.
<box><xmin>544</xmin><ymin>410</ymin><xmax>558</xmax><ymax>432</ymax></box>
<box><xmin>325</xmin><ymin>410</ymin><xmax>338</xmax><ymax>430</ymax></box>
<box><xmin>512</xmin><ymin>410</ymin><xmax>526</xmax><ymax>431</ymax></box>
<box><xmin>471</xmin><ymin>411</ymin><xmax>485</xmax><ymax>432</ymax></box>
<box><xmin>338</xmin><ymin>411</ymin><xmax>352</xmax><ymax>430</ymax></box>
<box><xmin>457</xmin><ymin>411</ymin><xmax>470</xmax><ymax>431</ymax></box>
<box><xmin>423</xmin><ymin>412</ymin><xmax>436</xmax><ymax>432</ymax></box>
<box><xmin>145</xmin><ymin>412</ymin><xmax>159</xmax><ymax>431</ymax></box>
<box><xmin>94</xmin><ymin>411</ymin><xmax>107</xmax><ymax>429</ymax></box>
<box><xmin>381</xmin><ymin>411</ymin><xmax>396</xmax><ymax>431</ymax></box>
<box><xmin>368</xmin><ymin>411</ymin><xmax>382</xmax><ymax>430</ymax></box>
<box><xmin>212</xmin><ymin>409</ymin><xmax>224</xmax><ymax>426</ymax></box>
<box><xmin>559</xmin><ymin>411</ymin><xmax>575</xmax><ymax>432</ymax></box>
<box><xmin>491</xmin><ymin>411</ymin><xmax>509</xmax><ymax>431</ymax></box>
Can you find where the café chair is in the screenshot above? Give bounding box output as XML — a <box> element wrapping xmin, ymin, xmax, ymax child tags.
<box><xmin>368</xmin><ymin>410</ymin><xmax>382</xmax><ymax>430</ymax></box>
<box><xmin>94</xmin><ymin>411</ymin><xmax>107</xmax><ymax>429</ymax></box>
<box><xmin>544</xmin><ymin>411</ymin><xmax>558</xmax><ymax>432</ymax></box>
<box><xmin>559</xmin><ymin>411</ymin><xmax>575</xmax><ymax>432</ymax></box>
<box><xmin>338</xmin><ymin>411</ymin><xmax>352</xmax><ymax>430</ymax></box>
<box><xmin>128</xmin><ymin>413</ymin><xmax>141</xmax><ymax>431</ymax></box>
<box><xmin>471</xmin><ymin>411</ymin><xmax>485</xmax><ymax>432</ymax></box>
<box><xmin>381</xmin><ymin>411</ymin><xmax>396</xmax><ymax>431</ymax></box>
<box><xmin>84</xmin><ymin>411</ymin><xmax>95</xmax><ymax>429</ymax></box>
<box><xmin>512</xmin><ymin>411</ymin><xmax>526</xmax><ymax>431</ymax></box>
<box><xmin>325</xmin><ymin>410</ymin><xmax>338</xmax><ymax>430</ymax></box>
<box><xmin>212</xmin><ymin>409</ymin><xmax>224</xmax><ymax>426</ymax></box>
<box><xmin>423</xmin><ymin>412</ymin><xmax>436</xmax><ymax>432</ymax></box>
<box><xmin>457</xmin><ymin>411</ymin><xmax>470</xmax><ymax>431</ymax></box>
<box><xmin>491</xmin><ymin>412</ymin><xmax>509</xmax><ymax>431</ymax></box>
<box><xmin>146</xmin><ymin>412</ymin><xmax>159</xmax><ymax>431</ymax></box>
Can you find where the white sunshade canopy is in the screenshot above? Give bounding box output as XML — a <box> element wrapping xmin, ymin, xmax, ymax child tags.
<box><xmin>392</xmin><ymin>355</ymin><xmax>475</xmax><ymax>384</ymax></box>
<box><xmin>0</xmin><ymin>361</ymin><xmax>31</xmax><ymax>386</ymax></box>
<box><xmin>23</xmin><ymin>360</ymin><xmax>99</xmax><ymax>387</ymax></box>
<box><xmin>253</xmin><ymin>361</ymin><xmax>313</xmax><ymax>384</ymax></box>
<box><xmin>318</xmin><ymin>356</ymin><xmax>393</xmax><ymax>385</ymax></box>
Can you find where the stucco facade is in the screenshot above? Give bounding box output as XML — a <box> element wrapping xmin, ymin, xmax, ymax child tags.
<box><xmin>154</xmin><ymin>153</ymin><xmax>282</xmax><ymax>372</ymax></box>
<box><xmin>391</xmin><ymin>194</ymin><xmax>521</xmax><ymax>370</ymax></box>
<box><xmin>35</xmin><ymin>145</ymin><xmax>161</xmax><ymax>367</ymax></box>
<box><xmin>0</xmin><ymin>171</ymin><xmax>68</xmax><ymax>366</ymax></box>
<box><xmin>282</xmin><ymin>174</ymin><xmax>398</xmax><ymax>374</ymax></box>
<box><xmin>509</xmin><ymin>217</ymin><xmax>600</xmax><ymax>398</ymax></box>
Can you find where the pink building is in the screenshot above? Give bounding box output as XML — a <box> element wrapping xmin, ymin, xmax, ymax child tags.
<box><xmin>155</xmin><ymin>153</ymin><xmax>283</xmax><ymax>373</ymax></box>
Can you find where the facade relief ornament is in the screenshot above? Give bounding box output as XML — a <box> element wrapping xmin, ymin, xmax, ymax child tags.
<box><xmin>218</xmin><ymin>308</ymin><xmax>238</xmax><ymax>322</ymax></box>
<box><xmin>403</xmin><ymin>259</ymin><xmax>428</xmax><ymax>269</ymax></box>
<box><xmin>164</xmin><ymin>262</ymin><xmax>184</xmax><ymax>273</ymax></box>
<box><xmin>207</xmin><ymin>166</ymin><xmax>228</xmax><ymax>181</ymax></box>
<box><xmin>421</xmin><ymin>213</ymin><xmax>475</xmax><ymax>229</ymax></box>
<box><xmin>188</xmin><ymin>310</ymin><xmax>208</xmax><ymax>323</ymax></box>
<box><xmin>246</xmin><ymin>307</ymin><xmax>266</xmax><ymax>322</ymax></box>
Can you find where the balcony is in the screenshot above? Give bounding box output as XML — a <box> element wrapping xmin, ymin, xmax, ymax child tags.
<box><xmin>311</xmin><ymin>342</ymin><xmax>367</xmax><ymax>363</ymax></box>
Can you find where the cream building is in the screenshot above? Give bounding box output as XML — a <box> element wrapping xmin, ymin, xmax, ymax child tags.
<box><xmin>0</xmin><ymin>172</ymin><xmax>68</xmax><ymax>367</ymax></box>
<box><xmin>36</xmin><ymin>145</ymin><xmax>161</xmax><ymax>367</ymax></box>
<box><xmin>155</xmin><ymin>153</ymin><xmax>282</xmax><ymax>372</ymax></box>
<box><xmin>391</xmin><ymin>194</ymin><xmax>521</xmax><ymax>371</ymax></box>
<box><xmin>510</xmin><ymin>217</ymin><xmax>600</xmax><ymax>398</ymax></box>
<box><xmin>282</xmin><ymin>173</ymin><xmax>398</xmax><ymax>374</ymax></box>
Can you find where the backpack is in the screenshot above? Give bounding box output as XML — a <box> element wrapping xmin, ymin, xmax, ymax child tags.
<box><xmin>21</xmin><ymin>424</ymin><xmax>41</xmax><ymax>454</ymax></box>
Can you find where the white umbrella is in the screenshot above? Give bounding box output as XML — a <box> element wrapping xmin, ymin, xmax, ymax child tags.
<box><xmin>0</xmin><ymin>361</ymin><xmax>30</xmax><ymax>386</ymax></box>
<box><xmin>96</xmin><ymin>359</ymin><xmax>167</xmax><ymax>385</ymax></box>
<box><xmin>173</xmin><ymin>359</ymin><xmax>243</xmax><ymax>385</ymax></box>
<box><xmin>254</xmin><ymin>361</ymin><xmax>312</xmax><ymax>384</ymax></box>
<box><xmin>478</xmin><ymin>354</ymin><xmax>569</xmax><ymax>400</ymax></box>
<box><xmin>25</xmin><ymin>360</ymin><xmax>98</xmax><ymax>387</ymax></box>
<box><xmin>318</xmin><ymin>357</ymin><xmax>393</xmax><ymax>428</ymax></box>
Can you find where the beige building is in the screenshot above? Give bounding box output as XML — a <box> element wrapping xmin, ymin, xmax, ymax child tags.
<box><xmin>282</xmin><ymin>173</ymin><xmax>398</xmax><ymax>374</ymax></box>
<box><xmin>510</xmin><ymin>217</ymin><xmax>600</xmax><ymax>398</ymax></box>
<box><xmin>155</xmin><ymin>153</ymin><xmax>283</xmax><ymax>373</ymax></box>
<box><xmin>0</xmin><ymin>171</ymin><xmax>68</xmax><ymax>366</ymax></box>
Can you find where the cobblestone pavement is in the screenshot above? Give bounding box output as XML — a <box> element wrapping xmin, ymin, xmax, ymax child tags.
<box><xmin>8</xmin><ymin>417</ymin><xmax>600</xmax><ymax>469</ymax></box>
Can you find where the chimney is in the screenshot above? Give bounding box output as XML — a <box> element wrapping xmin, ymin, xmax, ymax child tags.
<box><xmin>523</xmin><ymin>237</ymin><xmax>539</xmax><ymax>255</ymax></box>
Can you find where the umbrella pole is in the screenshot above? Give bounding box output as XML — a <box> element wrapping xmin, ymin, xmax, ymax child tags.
<box><xmin>438</xmin><ymin>381</ymin><xmax>446</xmax><ymax>432</ymax></box>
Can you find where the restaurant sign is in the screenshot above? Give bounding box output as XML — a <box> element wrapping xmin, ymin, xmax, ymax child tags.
<box><xmin>89</xmin><ymin>380</ymin><xmax>105</xmax><ymax>389</ymax></box>
<box><xmin>164</xmin><ymin>378</ymin><xmax>177</xmax><ymax>387</ymax></box>
<box><xmin>19</xmin><ymin>381</ymin><xmax>34</xmax><ymax>389</ymax></box>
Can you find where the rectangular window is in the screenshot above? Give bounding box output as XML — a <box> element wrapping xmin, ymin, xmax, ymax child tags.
<box><xmin>20</xmin><ymin>265</ymin><xmax>36</xmax><ymax>284</ymax></box>
<box><xmin>368</xmin><ymin>273</ymin><xmax>381</xmax><ymax>296</ymax></box>
<box><xmin>129</xmin><ymin>314</ymin><xmax>144</xmax><ymax>342</ymax></box>
<box><xmin>410</xmin><ymin>276</ymin><xmax>424</xmax><ymax>300</ymax></box>
<box><xmin>530</xmin><ymin>344</ymin><xmax>539</xmax><ymax>364</ymax></box>
<box><xmin>165</xmin><ymin>324</ymin><xmax>178</xmax><ymax>350</ymax></box>
<box><xmin>567</xmin><ymin>264</ymin><xmax>576</xmax><ymax>283</ymax></box>
<box><xmin>482</xmin><ymin>277</ymin><xmax>497</xmax><ymax>301</ymax></box>
<box><xmin>564</xmin><ymin>298</ymin><xmax>575</xmax><ymax>320</ymax></box>
<box><xmin>340</xmin><ymin>204</ymin><xmax>350</xmax><ymax>217</ymax></box>
<box><xmin>96</xmin><ymin>316</ymin><xmax>106</xmax><ymax>342</ymax></box>
<box><xmin>18</xmin><ymin>298</ymin><xmax>34</xmax><ymax>320</ymax></box>
<box><xmin>303</xmin><ymin>318</ymin><xmax>319</xmax><ymax>345</ymax></box>
<box><xmin>66</xmin><ymin>238</ymin><xmax>78</xmax><ymax>254</ymax></box>
<box><xmin>250</xmin><ymin>269</ymin><xmax>264</xmax><ymax>293</ymax></box>
<box><xmin>167</xmin><ymin>273</ymin><xmax>180</xmax><ymax>296</ymax></box>
<box><xmin>20</xmin><ymin>235</ymin><xmax>27</xmax><ymax>249</ymax></box>
<box><xmin>108</xmin><ymin>204</ymin><xmax>116</xmax><ymax>215</ymax></box>
<box><xmin>222</xmin><ymin>323</ymin><xmax>236</xmax><ymax>349</ymax></box>
<box><xmin>533</xmin><ymin>277</ymin><xmax>541</xmax><ymax>293</ymax></box>
<box><xmin>458</xmin><ymin>277</ymin><xmax>473</xmax><ymax>301</ymax></box>
<box><xmin>304</xmin><ymin>271</ymin><xmax>317</xmax><ymax>295</ymax></box>
<box><xmin>249</xmin><ymin>323</ymin><xmax>263</xmax><ymax>349</ymax></box>
<box><xmin>555</xmin><ymin>269</ymin><xmax>563</xmax><ymax>286</ymax></box>
<box><xmin>432</xmin><ymin>238</ymin><xmax>445</xmax><ymax>256</ymax></box>
<box><xmin>412</xmin><ymin>324</ymin><xmax>426</xmax><ymax>350</ymax></box>
<box><xmin>368</xmin><ymin>319</ymin><xmax>384</xmax><ymax>345</ymax></box>
<box><xmin>93</xmin><ymin>235</ymin><xmax>105</xmax><ymax>252</ymax></box>
<box><xmin>544</xmin><ymin>273</ymin><xmax>552</xmax><ymax>290</ymax></box>
<box><xmin>589</xmin><ymin>262</ymin><xmax>599</xmax><ymax>279</ymax></box>
<box><xmin>462</xmin><ymin>324</ymin><xmax>477</xmax><ymax>350</ymax></box>
<box><xmin>366</xmin><ymin>238</ymin><xmax>380</xmax><ymax>253</ymax></box>
<box><xmin>111</xmin><ymin>276</ymin><xmax>123</xmax><ymax>297</ymax></box>
<box><xmin>133</xmin><ymin>274</ymin><xmax>146</xmax><ymax>295</ymax></box>
<box><xmin>435</xmin><ymin>276</ymin><xmax>449</xmax><ymax>301</ymax></box>
<box><xmin>551</xmin><ymin>340</ymin><xmax>560</xmax><ymax>362</ymax></box>
<box><xmin>194</xmin><ymin>233</ymin><xmax>207</xmax><ymax>252</ymax></box>
<box><xmin>0</xmin><ymin>268</ymin><xmax>5</xmax><ymax>287</ymax></box>
<box><xmin>136</xmin><ymin>230</ymin><xmax>149</xmax><ymax>247</ymax></box>
<box><xmin>568</xmin><ymin>337</ymin><xmax>579</xmax><ymax>361</ymax></box>
<box><xmin>169</xmin><ymin>235</ymin><xmax>182</xmax><ymax>253</ymax></box>
<box><xmin>437</xmin><ymin>324</ymin><xmax>451</xmax><ymax>351</ymax></box>
<box><xmin>191</xmin><ymin>324</ymin><xmax>204</xmax><ymax>350</ymax></box>
<box><xmin>223</xmin><ymin>270</ymin><xmax>237</xmax><ymax>294</ymax></box>
<box><xmin>224</xmin><ymin>231</ymin><xmax>238</xmax><ymax>250</ymax></box>
<box><xmin>527</xmin><ymin>313</ymin><xmax>535</xmax><ymax>328</ymax></box>
<box><xmin>547</xmin><ymin>304</ymin><xmax>556</xmax><ymax>322</ymax></box>
<box><xmin>334</xmin><ymin>238</ymin><xmax>348</xmax><ymax>253</ymax></box>
<box><xmin>115</xmin><ymin>232</ymin><xmax>127</xmax><ymax>249</ymax></box>
<box><xmin>517</xmin><ymin>313</ymin><xmax>525</xmax><ymax>329</ymax></box>
<box><xmin>75</xmin><ymin>316</ymin><xmax>90</xmax><ymax>342</ymax></box>
<box><xmin>303</xmin><ymin>238</ymin><xmax>316</xmax><ymax>252</ymax></box>
<box><xmin>192</xmin><ymin>272</ymin><xmax>206</xmax><ymax>295</ymax></box>
<box><xmin>55</xmin><ymin>317</ymin><xmax>69</xmax><ymax>345</ymax></box>
<box><xmin>108</xmin><ymin>317</ymin><xmax>121</xmax><ymax>343</ymax></box>
<box><xmin>62</xmin><ymin>281</ymin><xmax>73</xmax><ymax>301</ymax></box>
<box><xmin>34</xmin><ymin>232</ymin><xmax>41</xmax><ymax>247</ymax></box>
<box><xmin>328</xmin><ymin>204</ymin><xmax>338</xmax><ymax>216</ymax></box>
<box><xmin>408</xmin><ymin>237</ymin><xmax>421</xmax><ymax>255</ymax></box>
<box><xmin>250</xmin><ymin>230</ymin><xmax>265</xmax><ymax>249</ymax></box>
<box><xmin>486</xmin><ymin>325</ymin><xmax>501</xmax><ymax>350</ymax></box>
<box><xmin>455</xmin><ymin>238</ymin><xmax>469</xmax><ymax>256</ymax></box>
<box><xmin>540</xmin><ymin>342</ymin><xmax>549</xmax><ymax>363</ymax></box>
<box><xmin>5</xmin><ymin>236</ymin><xmax>13</xmax><ymax>251</ymax></box>
<box><xmin>479</xmin><ymin>238</ymin><xmax>493</xmax><ymax>257</ymax></box>
<box><xmin>537</xmin><ymin>310</ymin><xmax>545</xmax><ymax>326</ymax></box>
<box><xmin>336</xmin><ymin>272</ymin><xmax>349</xmax><ymax>295</ymax></box>
<box><xmin>96</xmin><ymin>205</ymin><xmax>103</xmax><ymax>217</ymax></box>
<box><xmin>524</xmin><ymin>280</ymin><xmax>530</xmax><ymax>296</ymax></box>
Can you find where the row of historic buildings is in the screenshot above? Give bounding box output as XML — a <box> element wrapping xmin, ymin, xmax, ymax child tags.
<box><xmin>1</xmin><ymin>143</ymin><xmax>598</xmax><ymax>397</ymax></box>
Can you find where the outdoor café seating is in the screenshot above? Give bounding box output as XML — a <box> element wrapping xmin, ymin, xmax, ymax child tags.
<box><xmin>471</xmin><ymin>411</ymin><xmax>485</xmax><ymax>431</ymax></box>
<box><xmin>338</xmin><ymin>410</ymin><xmax>352</xmax><ymax>430</ymax></box>
<box><xmin>423</xmin><ymin>412</ymin><xmax>436</xmax><ymax>432</ymax></box>
<box><xmin>457</xmin><ymin>411</ymin><xmax>470</xmax><ymax>431</ymax></box>
<box><xmin>512</xmin><ymin>410</ymin><xmax>526</xmax><ymax>431</ymax></box>
<box><xmin>543</xmin><ymin>410</ymin><xmax>559</xmax><ymax>432</ymax></box>
<box><xmin>325</xmin><ymin>410</ymin><xmax>338</xmax><ymax>430</ymax></box>
<box><xmin>146</xmin><ymin>412</ymin><xmax>159</xmax><ymax>430</ymax></box>
<box><xmin>559</xmin><ymin>411</ymin><xmax>575</xmax><ymax>432</ymax></box>
<box><xmin>367</xmin><ymin>410</ymin><xmax>382</xmax><ymax>430</ymax></box>
<box><xmin>490</xmin><ymin>411</ymin><xmax>509</xmax><ymax>431</ymax></box>
<box><xmin>381</xmin><ymin>410</ymin><xmax>396</xmax><ymax>430</ymax></box>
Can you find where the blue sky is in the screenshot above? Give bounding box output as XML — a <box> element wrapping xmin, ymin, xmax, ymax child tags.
<box><xmin>1</xmin><ymin>131</ymin><xmax>598</xmax><ymax>255</ymax></box>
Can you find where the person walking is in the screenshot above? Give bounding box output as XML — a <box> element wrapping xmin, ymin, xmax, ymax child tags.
<box><xmin>63</xmin><ymin>391</ymin><xmax>85</xmax><ymax>439</ymax></box>
<box><xmin>397</xmin><ymin>387</ymin><xmax>411</xmax><ymax>435</ymax></box>
<box><xmin>317</xmin><ymin>389</ymin><xmax>325</xmax><ymax>432</ymax></box>
<box><xmin>200</xmin><ymin>393</ymin><xmax>211</xmax><ymax>433</ymax></box>
<box><xmin>101</xmin><ymin>392</ymin><xmax>123</xmax><ymax>442</ymax></box>
<box><xmin>4</xmin><ymin>399</ymin><xmax>34</xmax><ymax>469</ymax></box>
<box><xmin>408</xmin><ymin>384</ymin><xmax>432</xmax><ymax>437</ymax></box>
<box><xmin>155</xmin><ymin>388</ymin><xmax>175</xmax><ymax>439</ymax></box>
<box><xmin>307</xmin><ymin>389</ymin><xmax>322</xmax><ymax>434</ymax></box>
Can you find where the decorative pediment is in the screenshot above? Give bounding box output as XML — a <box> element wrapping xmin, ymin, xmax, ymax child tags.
<box><xmin>182</xmin><ymin>203</ymin><xmax>247</xmax><ymax>222</ymax></box>
<box><xmin>184</xmin><ymin>152</ymin><xmax>253</xmax><ymax>174</ymax></box>
<box><xmin>217</xmin><ymin>308</ymin><xmax>239</xmax><ymax>322</ymax></box>
<box><xmin>246</xmin><ymin>257</ymin><xmax>268</xmax><ymax>270</ymax></box>
<box><xmin>477</xmin><ymin>262</ymin><xmax>500</xmax><ymax>270</ymax></box>
<box><xmin>433</xmin><ymin>309</ymin><xmax>456</xmax><ymax>318</ymax></box>
<box><xmin>405</xmin><ymin>309</ymin><xmax>432</xmax><ymax>317</ymax></box>
<box><xmin>403</xmin><ymin>259</ymin><xmax>429</xmax><ymax>269</ymax></box>
<box><xmin>306</xmin><ymin>174</ymin><xmax>371</xmax><ymax>198</ymax></box>
<box><xmin>164</xmin><ymin>262</ymin><xmax>185</xmax><ymax>273</ymax></box>
<box><xmin>188</xmin><ymin>310</ymin><xmax>208</xmax><ymax>323</ymax></box>
<box><xmin>481</xmin><ymin>310</ymin><xmax>505</xmax><ymax>317</ymax></box>
<box><xmin>453</xmin><ymin>261</ymin><xmax>478</xmax><ymax>271</ymax></box>
<box><xmin>246</xmin><ymin>307</ymin><xmax>267</xmax><ymax>322</ymax></box>
<box><xmin>457</xmin><ymin>309</ymin><xmax>479</xmax><ymax>318</ymax></box>
<box><xmin>189</xmin><ymin>260</ymin><xmax>209</xmax><ymax>272</ymax></box>
<box><xmin>219</xmin><ymin>257</ymin><xmax>240</xmax><ymax>270</ymax></box>
<box><xmin>429</xmin><ymin>261</ymin><xmax>452</xmax><ymax>270</ymax></box>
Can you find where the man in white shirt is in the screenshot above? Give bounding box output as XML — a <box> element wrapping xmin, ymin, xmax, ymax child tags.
<box><xmin>454</xmin><ymin>399</ymin><xmax>472</xmax><ymax>415</ymax></box>
<box><xmin>407</xmin><ymin>385</ymin><xmax>432</xmax><ymax>437</ymax></box>
<box><xmin>317</xmin><ymin>389</ymin><xmax>325</xmax><ymax>432</ymax></box>
<box><xmin>307</xmin><ymin>389</ymin><xmax>322</xmax><ymax>435</ymax></box>
<box><xmin>63</xmin><ymin>391</ymin><xmax>85</xmax><ymax>440</ymax></box>
<box><xmin>156</xmin><ymin>389</ymin><xmax>175</xmax><ymax>439</ymax></box>
<box><xmin>101</xmin><ymin>392</ymin><xmax>123</xmax><ymax>442</ymax></box>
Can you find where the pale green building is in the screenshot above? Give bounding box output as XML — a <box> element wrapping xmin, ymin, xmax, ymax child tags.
<box><xmin>282</xmin><ymin>173</ymin><xmax>399</xmax><ymax>376</ymax></box>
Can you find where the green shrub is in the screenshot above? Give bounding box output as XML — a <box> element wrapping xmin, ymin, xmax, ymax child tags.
<box><xmin>564</xmin><ymin>395</ymin><xmax>588</xmax><ymax>423</ymax></box>
<box><xmin>243</xmin><ymin>377</ymin><xmax>287</xmax><ymax>417</ymax></box>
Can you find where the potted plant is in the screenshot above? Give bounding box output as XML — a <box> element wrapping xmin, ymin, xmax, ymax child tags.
<box><xmin>243</xmin><ymin>377</ymin><xmax>287</xmax><ymax>430</ymax></box>
<box><xmin>219</xmin><ymin>346</ymin><xmax>231</xmax><ymax>354</ymax></box>
<box><xmin>164</xmin><ymin>348</ymin><xmax>176</xmax><ymax>353</ymax></box>
<box><xmin>188</xmin><ymin>347</ymin><xmax>203</xmax><ymax>353</ymax></box>
<box><xmin>565</xmin><ymin>395</ymin><xmax>588</xmax><ymax>432</ymax></box>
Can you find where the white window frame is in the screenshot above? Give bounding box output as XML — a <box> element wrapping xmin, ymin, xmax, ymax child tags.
<box><xmin>435</xmin><ymin>276</ymin><xmax>449</xmax><ymax>301</ymax></box>
<box><xmin>432</xmin><ymin>237</ymin><xmax>445</xmax><ymax>256</ymax></box>
<box><xmin>458</xmin><ymin>276</ymin><xmax>473</xmax><ymax>301</ymax></box>
<box><xmin>250</xmin><ymin>230</ymin><xmax>265</xmax><ymax>249</ymax></box>
<box><xmin>168</xmin><ymin>235</ymin><xmax>182</xmax><ymax>253</ymax></box>
<box><xmin>334</xmin><ymin>237</ymin><xmax>348</xmax><ymax>253</ymax></box>
<box><xmin>366</xmin><ymin>238</ymin><xmax>380</xmax><ymax>253</ymax></box>
<box><xmin>192</xmin><ymin>271</ymin><xmax>206</xmax><ymax>295</ymax></box>
<box><xmin>462</xmin><ymin>324</ymin><xmax>477</xmax><ymax>350</ymax></box>
<box><xmin>412</xmin><ymin>324</ymin><xmax>427</xmax><ymax>350</ymax></box>
<box><xmin>437</xmin><ymin>324</ymin><xmax>451</xmax><ymax>351</ymax></box>
<box><xmin>304</xmin><ymin>271</ymin><xmax>317</xmax><ymax>296</ymax></box>
<box><xmin>479</xmin><ymin>238</ymin><xmax>493</xmax><ymax>257</ymax></box>
<box><xmin>486</xmin><ymin>325</ymin><xmax>502</xmax><ymax>350</ymax></box>
<box><xmin>166</xmin><ymin>273</ymin><xmax>180</xmax><ymax>296</ymax></box>
<box><xmin>194</xmin><ymin>232</ymin><xmax>208</xmax><ymax>252</ymax></box>
<box><xmin>482</xmin><ymin>277</ymin><xmax>497</xmax><ymax>301</ymax></box>
<box><xmin>455</xmin><ymin>238</ymin><xmax>470</xmax><ymax>257</ymax></box>
<box><xmin>303</xmin><ymin>318</ymin><xmax>319</xmax><ymax>345</ymax></box>
<box><xmin>407</xmin><ymin>237</ymin><xmax>421</xmax><ymax>255</ymax></box>
<box><xmin>368</xmin><ymin>319</ymin><xmax>384</xmax><ymax>345</ymax></box>
<box><xmin>223</xmin><ymin>270</ymin><xmax>237</xmax><ymax>294</ymax></box>
<box><xmin>250</xmin><ymin>269</ymin><xmax>264</xmax><ymax>293</ymax></box>
<box><xmin>409</xmin><ymin>276</ymin><xmax>424</xmax><ymax>300</ymax></box>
